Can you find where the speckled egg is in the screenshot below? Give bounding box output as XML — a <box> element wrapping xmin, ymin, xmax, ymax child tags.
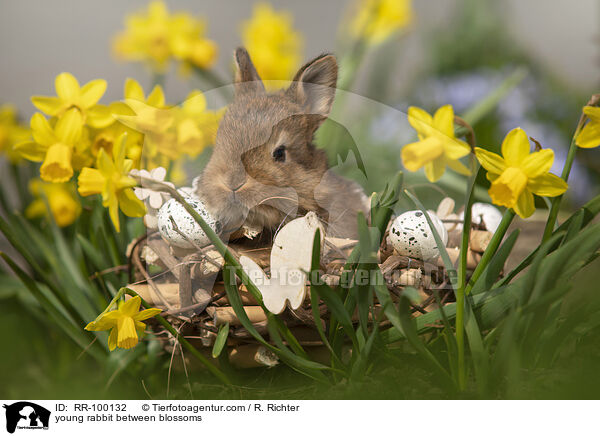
<box><xmin>389</xmin><ymin>211</ymin><xmax>448</xmax><ymax>262</ymax></box>
<box><xmin>471</xmin><ymin>203</ymin><xmax>503</xmax><ymax>233</ymax></box>
<box><xmin>157</xmin><ymin>198</ymin><xmax>220</xmax><ymax>249</ymax></box>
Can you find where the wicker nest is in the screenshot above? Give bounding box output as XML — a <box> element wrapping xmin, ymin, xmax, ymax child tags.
<box><xmin>127</xmin><ymin>216</ymin><xmax>494</xmax><ymax>369</ymax></box>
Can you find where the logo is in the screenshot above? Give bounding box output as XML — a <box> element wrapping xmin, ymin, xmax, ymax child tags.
<box><xmin>2</xmin><ymin>402</ymin><xmax>50</xmax><ymax>434</ymax></box>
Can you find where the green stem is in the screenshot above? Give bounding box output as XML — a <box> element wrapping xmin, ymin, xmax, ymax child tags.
<box><xmin>465</xmin><ymin>209</ymin><xmax>516</xmax><ymax>295</ymax></box>
<box><xmin>125</xmin><ymin>288</ymin><xmax>232</xmax><ymax>385</ymax></box>
<box><xmin>455</xmin><ymin>284</ymin><xmax>465</xmax><ymax>389</ymax></box>
<box><xmin>461</xmin><ymin>67</ymin><xmax>528</xmax><ymax>127</ymax></box>
<box><xmin>541</xmin><ymin>119</ymin><xmax>586</xmax><ymax>242</ymax></box>
<box><xmin>456</xmin><ymin>159</ymin><xmax>480</xmax><ymax>390</ymax></box>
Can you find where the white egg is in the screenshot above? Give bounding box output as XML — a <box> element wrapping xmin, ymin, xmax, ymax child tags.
<box><xmin>471</xmin><ymin>202</ymin><xmax>503</xmax><ymax>233</ymax></box>
<box><xmin>157</xmin><ymin>197</ymin><xmax>220</xmax><ymax>249</ymax></box>
<box><xmin>389</xmin><ymin>211</ymin><xmax>448</xmax><ymax>262</ymax></box>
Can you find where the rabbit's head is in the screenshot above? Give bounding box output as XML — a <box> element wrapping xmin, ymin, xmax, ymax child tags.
<box><xmin>198</xmin><ymin>47</ymin><xmax>338</xmax><ymax>235</ymax></box>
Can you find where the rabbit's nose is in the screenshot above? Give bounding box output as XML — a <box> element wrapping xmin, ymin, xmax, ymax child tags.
<box><xmin>226</xmin><ymin>175</ymin><xmax>247</xmax><ymax>192</ymax></box>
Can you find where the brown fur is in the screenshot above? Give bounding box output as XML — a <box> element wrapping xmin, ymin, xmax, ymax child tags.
<box><xmin>197</xmin><ymin>48</ymin><xmax>369</xmax><ymax>239</ymax></box>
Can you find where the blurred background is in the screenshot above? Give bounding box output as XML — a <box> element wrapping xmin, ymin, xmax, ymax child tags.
<box><xmin>1</xmin><ymin>0</ymin><xmax>599</xmax><ymax>399</ymax></box>
<box><xmin>1</xmin><ymin>0</ymin><xmax>598</xmax><ymax>113</ymax></box>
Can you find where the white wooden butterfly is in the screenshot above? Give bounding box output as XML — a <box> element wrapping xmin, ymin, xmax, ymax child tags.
<box><xmin>239</xmin><ymin>212</ymin><xmax>324</xmax><ymax>314</ymax></box>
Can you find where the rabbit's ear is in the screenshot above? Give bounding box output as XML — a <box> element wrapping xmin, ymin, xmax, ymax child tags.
<box><xmin>234</xmin><ymin>47</ymin><xmax>265</xmax><ymax>95</ymax></box>
<box><xmin>287</xmin><ymin>54</ymin><xmax>338</xmax><ymax>118</ymax></box>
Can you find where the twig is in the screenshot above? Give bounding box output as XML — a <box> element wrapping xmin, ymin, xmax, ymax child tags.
<box><xmin>88</xmin><ymin>264</ymin><xmax>128</xmax><ymax>280</ymax></box>
<box><xmin>168</xmin><ymin>216</ymin><xmax>223</xmax><ymax>269</ymax></box>
<box><xmin>131</xmin><ymin>243</ymin><xmax>175</xmax><ymax>311</ymax></box>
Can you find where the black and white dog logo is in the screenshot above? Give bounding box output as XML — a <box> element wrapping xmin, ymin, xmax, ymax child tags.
<box><xmin>3</xmin><ymin>402</ymin><xmax>50</xmax><ymax>434</ymax></box>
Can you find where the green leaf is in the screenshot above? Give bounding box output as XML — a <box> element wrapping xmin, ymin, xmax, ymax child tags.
<box><xmin>471</xmin><ymin>229</ymin><xmax>520</xmax><ymax>295</ymax></box>
<box><xmin>370</xmin><ymin>171</ymin><xmax>403</xmax><ymax>239</ymax></box>
<box><xmin>501</xmin><ymin>192</ymin><xmax>600</xmax><ymax>285</ymax></box>
<box><xmin>561</xmin><ymin>209</ymin><xmax>584</xmax><ymax>247</ymax></box>
<box><xmin>212</xmin><ymin>322</ymin><xmax>229</xmax><ymax>358</ymax></box>
<box><xmin>0</xmin><ymin>252</ymin><xmax>104</xmax><ymax>360</ymax></box>
<box><xmin>309</xmin><ymin>230</ymin><xmax>343</xmax><ymax>367</ymax></box>
<box><xmin>77</xmin><ymin>233</ymin><xmax>110</xmax><ymax>271</ymax></box>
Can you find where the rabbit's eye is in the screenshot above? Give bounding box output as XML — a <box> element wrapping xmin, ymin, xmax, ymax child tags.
<box><xmin>272</xmin><ymin>145</ymin><xmax>286</xmax><ymax>162</ymax></box>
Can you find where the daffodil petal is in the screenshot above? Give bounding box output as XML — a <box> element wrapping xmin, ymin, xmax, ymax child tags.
<box><xmin>25</xmin><ymin>199</ymin><xmax>46</xmax><ymax>220</ymax></box>
<box><xmin>134</xmin><ymin>307</ymin><xmax>162</xmax><ymax>321</ymax></box>
<box><xmin>14</xmin><ymin>141</ymin><xmax>47</xmax><ymax>162</ymax></box>
<box><xmin>80</xmin><ymin>79</ymin><xmax>107</xmax><ymax>108</ymax></box>
<box><xmin>475</xmin><ymin>147</ymin><xmax>506</xmax><ymax>174</ymax></box>
<box><xmin>87</xmin><ymin>105</ymin><xmax>115</xmax><ymax>129</ymax></box>
<box><xmin>444</xmin><ymin>138</ymin><xmax>471</xmax><ymax>160</ymax></box>
<box><xmin>55</xmin><ymin>72</ymin><xmax>80</xmax><ymax>100</ymax></box>
<box><xmin>147</xmin><ymin>85</ymin><xmax>165</xmax><ymax>107</ymax></box>
<box><xmin>521</xmin><ymin>148</ymin><xmax>554</xmax><ymax>178</ymax></box>
<box><xmin>513</xmin><ymin>189</ymin><xmax>535</xmax><ymax>218</ymax></box>
<box><xmin>97</xmin><ymin>148</ymin><xmax>116</xmax><ymax>175</ymax></box>
<box><xmin>30</xmin><ymin>113</ymin><xmax>56</xmax><ymax>146</ymax></box>
<box><xmin>183</xmin><ymin>91</ymin><xmax>207</xmax><ymax>113</ymax></box>
<box><xmin>527</xmin><ymin>173</ymin><xmax>568</xmax><ymax>197</ymax></box>
<box><xmin>424</xmin><ymin>157</ymin><xmax>446</xmax><ymax>182</ymax></box>
<box><xmin>583</xmin><ymin>106</ymin><xmax>600</xmax><ymax>122</ymax></box>
<box><xmin>55</xmin><ymin>108</ymin><xmax>83</xmax><ymax>144</ymax></box>
<box><xmin>119</xmin><ymin>296</ymin><xmax>142</xmax><ymax>317</ymax></box>
<box><xmin>107</xmin><ymin>192</ymin><xmax>121</xmax><ymax>231</ymax></box>
<box><xmin>446</xmin><ymin>157</ymin><xmax>471</xmax><ymax>176</ymax></box>
<box><xmin>501</xmin><ymin>127</ymin><xmax>531</xmax><ymax>167</ymax></box>
<box><xmin>108</xmin><ymin>327</ymin><xmax>118</xmax><ymax>351</ymax></box>
<box><xmin>31</xmin><ymin>96</ymin><xmax>63</xmax><ymax>116</ymax></box>
<box><xmin>118</xmin><ymin>189</ymin><xmax>147</xmax><ymax>217</ymax></box>
<box><xmin>486</xmin><ymin>172</ymin><xmax>499</xmax><ymax>183</ymax></box>
<box><xmin>433</xmin><ymin>104</ymin><xmax>454</xmax><ymax>137</ymax></box>
<box><xmin>575</xmin><ymin>121</ymin><xmax>600</xmax><ymax>149</ymax></box>
<box><xmin>407</xmin><ymin>106</ymin><xmax>434</xmax><ymax>139</ymax></box>
<box><xmin>87</xmin><ymin>312</ymin><xmax>119</xmax><ymax>331</ymax></box>
<box><xmin>124</xmin><ymin>78</ymin><xmax>145</xmax><ymax>101</ymax></box>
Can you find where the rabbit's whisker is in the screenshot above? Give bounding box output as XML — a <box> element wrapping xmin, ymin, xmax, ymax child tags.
<box><xmin>273</xmin><ymin>208</ymin><xmax>298</xmax><ymax>240</ymax></box>
<box><xmin>257</xmin><ymin>196</ymin><xmax>297</xmax><ymax>206</ymax></box>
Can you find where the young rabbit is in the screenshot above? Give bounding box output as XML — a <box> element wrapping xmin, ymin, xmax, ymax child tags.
<box><xmin>197</xmin><ymin>47</ymin><xmax>369</xmax><ymax>240</ymax></box>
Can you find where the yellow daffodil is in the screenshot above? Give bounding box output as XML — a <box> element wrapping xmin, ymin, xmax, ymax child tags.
<box><xmin>77</xmin><ymin>133</ymin><xmax>146</xmax><ymax>231</ymax></box>
<box><xmin>31</xmin><ymin>73</ymin><xmax>112</xmax><ymax>129</ymax></box>
<box><xmin>575</xmin><ymin>106</ymin><xmax>600</xmax><ymax>149</ymax></box>
<box><xmin>175</xmin><ymin>91</ymin><xmax>223</xmax><ymax>158</ymax></box>
<box><xmin>0</xmin><ymin>105</ymin><xmax>29</xmax><ymax>164</ymax></box>
<box><xmin>241</xmin><ymin>3</ymin><xmax>303</xmax><ymax>87</ymax></box>
<box><xmin>25</xmin><ymin>179</ymin><xmax>80</xmax><ymax>227</ymax></box>
<box><xmin>116</xmin><ymin>79</ymin><xmax>182</xmax><ymax>166</ymax></box>
<box><xmin>402</xmin><ymin>105</ymin><xmax>471</xmax><ymax>182</ymax></box>
<box><xmin>85</xmin><ymin>296</ymin><xmax>161</xmax><ymax>351</ymax></box>
<box><xmin>113</xmin><ymin>1</ymin><xmax>217</xmax><ymax>72</ymax></box>
<box><xmin>90</xmin><ymin>79</ymin><xmax>151</xmax><ymax>165</ymax></box>
<box><xmin>351</xmin><ymin>0</ymin><xmax>413</xmax><ymax>44</ymax></box>
<box><xmin>15</xmin><ymin>109</ymin><xmax>83</xmax><ymax>182</ymax></box>
<box><xmin>475</xmin><ymin>128</ymin><xmax>568</xmax><ymax>218</ymax></box>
